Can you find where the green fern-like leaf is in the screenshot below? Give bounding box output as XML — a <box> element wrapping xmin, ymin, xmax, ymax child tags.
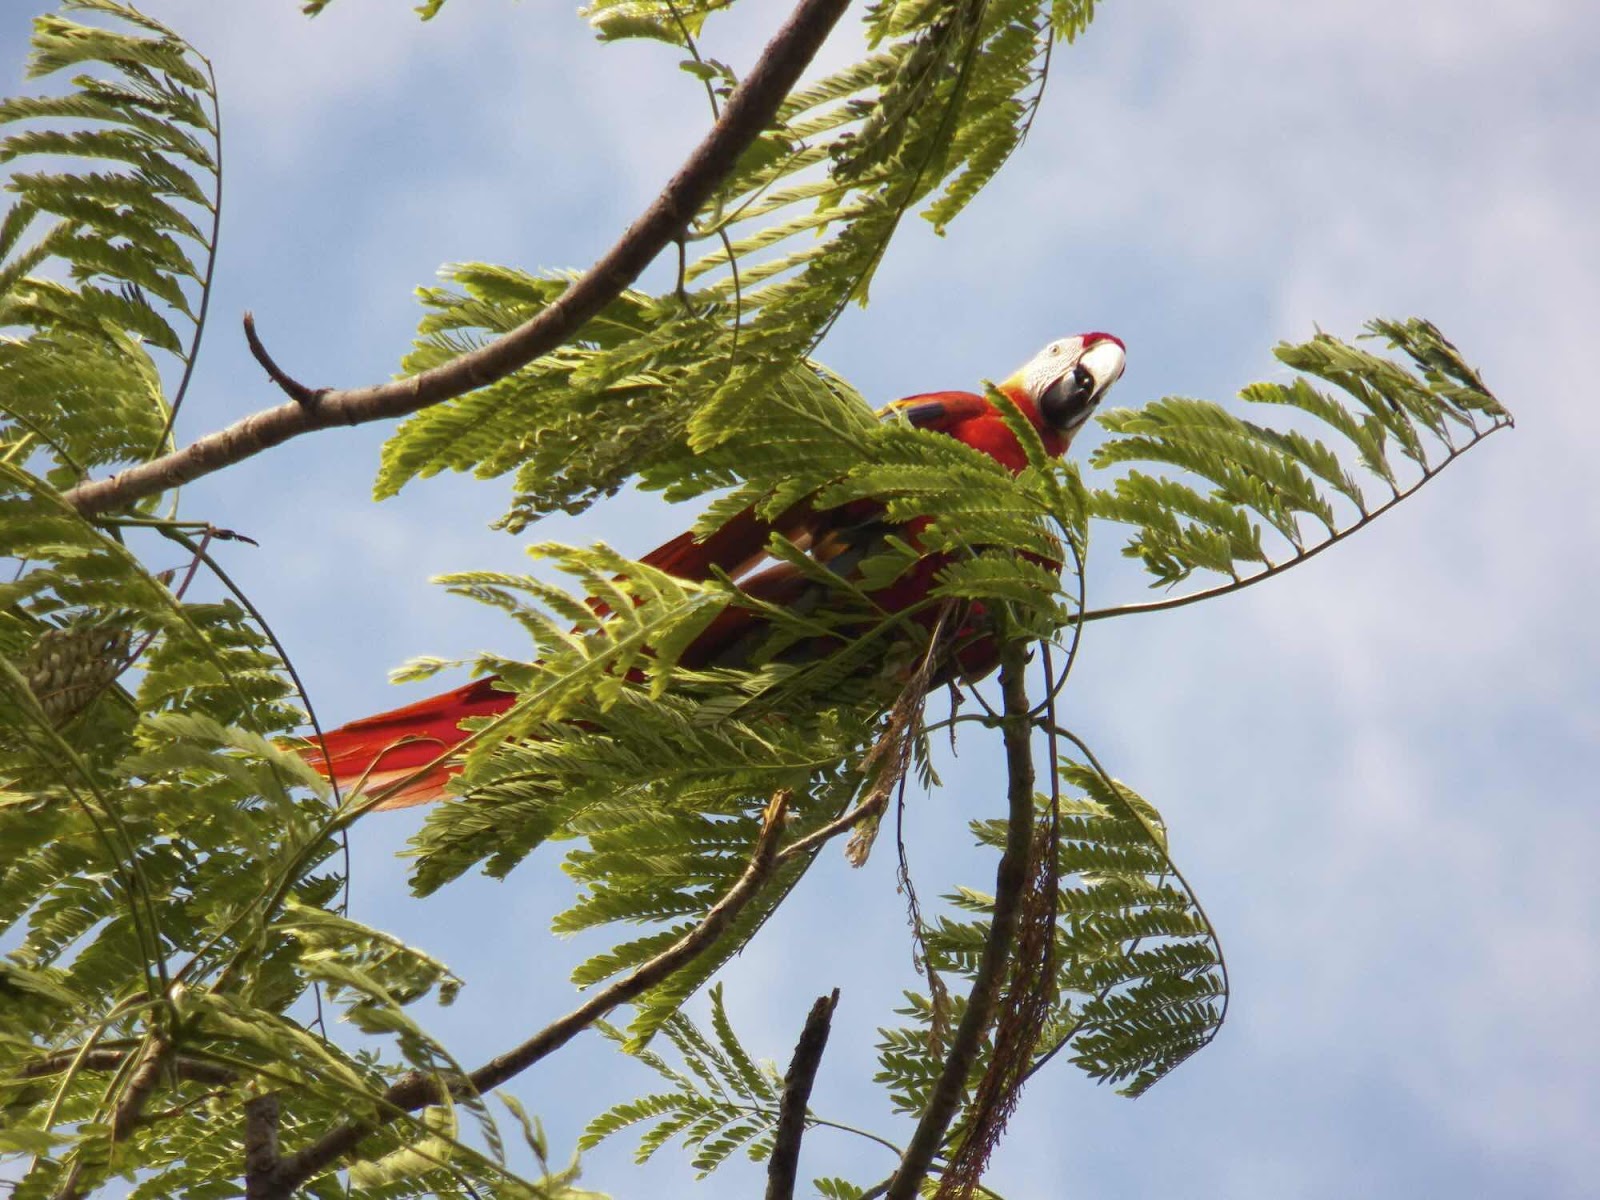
<box><xmin>379</xmin><ymin>2</ymin><xmax>1088</xmax><ymax>530</ymax></box>
<box><xmin>876</xmin><ymin>761</ymin><xmax>1227</xmax><ymax>1104</ymax></box>
<box><xmin>1088</xmin><ymin>318</ymin><xmax>1511</xmax><ymax>598</ymax></box>
<box><xmin>0</xmin><ymin>0</ymin><xmax>223</xmax><ymax>484</ymax></box>
<box><xmin>580</xmin><ymin>986</ymin><xmax>801</xmax><ymax>1178</ymax></box>
<box><xmin>0</xmin><ymin>437</ymin><xmax>503</xmax><ymax>1196</ymax></box>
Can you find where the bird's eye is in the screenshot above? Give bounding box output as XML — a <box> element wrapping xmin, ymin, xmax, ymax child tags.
<box><xmin>1048</xmin><ymin>343</ymin><xmax>1061</xmax><ymax>355</ymax></box>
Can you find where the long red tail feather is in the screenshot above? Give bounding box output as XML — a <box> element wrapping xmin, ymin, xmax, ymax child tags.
<box><xmin>303</xmin><ymin>677</ymin><xmax>513</xmax><ymax>810</ymax></box>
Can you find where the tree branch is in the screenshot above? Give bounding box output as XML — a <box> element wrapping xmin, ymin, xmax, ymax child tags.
<box><xmin>60</xmin><ymin>0</ymin><xmax>854</xmax><ymax>518</ymax></box>
<box><xmin>18</xmin><ymin>1048</ymin><xmax>236</xmax><ymax>1087</ymax></box>
<box><xmin>52</xmin><ymin>1036</ymin><xmax>172</xmax><ymax>1200</ymax></box>
<box><xmin>242</xmin><ymin>1094</ymin><xmax>281</xmax><ymax>1200</ymax></box>
<box><xmin>884</xmin><ymin>638</ymin><xmax>1036</xmax><ymax>1200</ymax></box>
<box><xmin>766</xmin><ymin>988</ymin><xmax>841</xmax><ymax>1200</ymax></box>
<box><xmin>775</xmin><ymin>791</ymin><xmax>885</xmax><ymax>864</ymax></box>
<box><xmin>242</xmin><ymin>312</ymin><xmax>319</xmax><ymax>406</ymax></box>
<box><xmin>263</xmin><ymin>791</ymin><xmax>792</xmax><ymax>1196</ymax></box>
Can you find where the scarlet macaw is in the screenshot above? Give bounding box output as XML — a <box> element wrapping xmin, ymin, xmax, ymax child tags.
<box><xmin>305</xmin><ymin>333</ymin><xmax>1125</xmax><ymax>809</ymax></box>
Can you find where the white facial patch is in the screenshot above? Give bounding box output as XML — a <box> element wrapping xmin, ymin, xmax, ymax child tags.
<box><xmin>1023</xmin><ymin>337</ymin><xmax>1085</xmax><ymax>398</ymax></box>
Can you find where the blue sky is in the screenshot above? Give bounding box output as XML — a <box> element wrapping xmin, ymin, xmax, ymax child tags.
<box><xmin>3</xmin><ymin>2</ymin><xmax>1597</xmax><ymax>1197</ymax></box>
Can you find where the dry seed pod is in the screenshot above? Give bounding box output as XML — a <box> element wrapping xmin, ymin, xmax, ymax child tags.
<box><xmin>24</xmin><ymin>623</ymin><xmax>133</xmax><ymax>725</ymax></box>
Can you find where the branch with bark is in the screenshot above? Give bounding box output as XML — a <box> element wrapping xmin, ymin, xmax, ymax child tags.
<box><xmin>17</xmin><ymin>1049</ymin><xmax>236</xmax><ymax>1087</ymax></box>
<box><xmin>883</xmin><ymin>637</ymin><xmax>1037</xmax><ymax>1200</ymax></box>
<box><xmin>766</xmin><ymin>988</ymin><xmax>841</xmax><ymax>1200</ymax></box>
<box><xmin>242</xmin><ymin>1095</ymin><xmax>281</xmax><ymax>1200</ymax></box>
<box><xmin>51</xmin><ymin>1036</ymin><xmax>171</xmax><ymax>1200</ymax></box>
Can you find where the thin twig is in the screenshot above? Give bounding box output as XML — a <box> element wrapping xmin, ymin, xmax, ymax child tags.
<box><xmin>846</xmin><ymin>602</ymin><xmax>953</xmax><ymax>867</ymax></box>
<box><xmin>140</xmin><ymin>522</ymin><xmax>357</xmax><ymax>1007</ymax></box>
<box><xmin>775</xmin><ymin>791</ymin><xmax>886</xmax><ymax>863</ymax></box>
<box><xmin>263</xmin><ymin>792</ymin><xmax>792</xmax><ymax>1196</ymax></box>
<box><xmin>727</xmin><ymin>1103</ymin><xmax>904</xmax><ymax>1157</ymax></box>
<box><xmin>885</xmin><ymin>636</ymin><xmax>1036</xmax><ymax>1200</ymax></box>
<box><xmin>61</xmin><ymin>0</ymin><xmax>853</xmax><ymax>518</ymax></box>
<box><xmin>153</xmin><ymin>53</ymin><xmax>226</xmax><ymax>452</ymax></box>
<box><xmin>241</xmin><ymin>312</ymin><xmax>319</xmax><ymax>406</ymax></box>
<box><xmin>896</xmin><ymin>772</ymin><xmax>947</xmax><ymax>1051</ymax></box>
<box><xmin>766</xmin><ymin>988</ymin><xmax>841</xmax><ymax>1200</ymax></box>
<box><xmin>1029</xmin><ymin>524</ymin><xmax>1087</xmax><ymax>718</ymax></box>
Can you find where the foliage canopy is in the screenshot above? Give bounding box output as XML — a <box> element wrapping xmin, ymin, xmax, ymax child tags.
<box><xmin>0</xmin><ymin>2</ymin><xmax>1508</xmax><ymax>1198</ymax></box>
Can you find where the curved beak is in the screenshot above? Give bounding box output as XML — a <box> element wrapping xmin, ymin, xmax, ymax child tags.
<box><xmin>1080</xmin><ymin>338</ymin><xmax>1126</xmax><ymax>401</ymax></box>
<box><xmin>1040</xmin><ymin>339</ymin><xmax>1126</xmax><ymax>433</ymax></box>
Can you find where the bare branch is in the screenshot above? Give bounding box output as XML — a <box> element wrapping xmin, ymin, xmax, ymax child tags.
<box><xmin>242</xmin><ymin>312</ymin><xmax>319</xmax><ymax>406</ymax></box>
<box><xmin>775</xmin><ymin>791</ymin><xmax>886</xmax><ymax>864</ymax></box>
<box><xmin>243</xmin><ymin>1094</ymin><xmax>281</xmax><ymax>1200</ymax></box>
<box><xmin>766</xmin><ymin>988</ymin><xmax>841</xmax><ymax>1200</ymax></box>
<box><xmin>265</xmin><ymin>791</ymin><xmax>792</xmax><ymax>1195</ymax></box>
<box><xmin>61</xmin><ymin>0</ymin><xmax>854</xmax><ymax>518</ymax></box>
<box><xmin>885</xmin><ymin>638</ymin><xmax>1036</xmax><ymax>1200</ymax></box>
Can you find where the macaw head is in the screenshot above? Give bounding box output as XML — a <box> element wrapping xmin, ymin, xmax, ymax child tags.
<box><xmin>1004</xmin><ymin>332</ymin><xmax>1126</xmax><ymax>440</ymax></box>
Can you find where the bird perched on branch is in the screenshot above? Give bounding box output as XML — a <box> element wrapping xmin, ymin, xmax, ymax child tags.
<box><xmin>303</xmin><ymin>333</ymin><xmax>1125</xmax><ymax>809</ymax></box>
